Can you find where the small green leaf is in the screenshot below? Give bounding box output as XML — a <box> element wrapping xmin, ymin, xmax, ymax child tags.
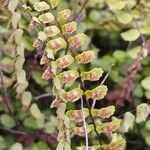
<box><xmin>46</xmin><ymin>37</ymin><xmax>67</xmax><ymax>51</ymax></box>
<box><xmin>116</xmin><ymin>11</ymin><xmax>133</xmax><ymax>24</ymax></box>
<box><xmin>8</xmin><ymin>0</ymin><xmax>18</xmax><ymax>13</ymax></box>
<box><xmin>101</xmin><ymin>119</ymin><xmax>121</xmax><ymax>134</ymax></box>
<box><xmin>30</xmin><ymin>104</ymin><xmax>44</xmax><ymax>119</ymax></box>
<box><xmin>141</xmin><ymin>25</ymin><xmax>150</xmax><ymax>35</ymax></box>
<box><xmin>15</xmin><ymin>56</ymin><xmax>25</xmax><ymax>72</ymax></box>
<box><xmin>38</xmin><ymin>31</ymin><xmax>47</xmax><ymax>41</ymax></box>
<box><xmin>81</xmin><ymin>68</ymin><xmax>103</xmax><ymax>81</ymax></box>
<box><xmin>0</xmin><ymin>136</ymin><xmax>6</xmax><ymax>149</ymax></box>
<box><xmin>61</xmin><ymin>21</ymin><xmax>77</xmax><ymax>35</ymax></box>
<box><xmin>141</xmin><ymin>76</ymin><xmax>150</xmax><ymax>90</ymax></box>
<box><xmin>57</xmin><ymin>9</ymin><xmax>72</xmax><ymax>23</ymax></box>
<box><xmin>136</xmin><ymin>103</ymin><xmax>150</xmax><ymax>123</ymax></box>
<box><xmin>10</xmin><ymin>143</ymin><xmax>23</xmax><ymax>150</ymax></box>
<box><xmin>43</xmin><ymin>26</ymin><xmax>60</xmax><ymax>37</ymax></box>
<box><xmin>56</xmin><ymin>55</ymin><xmax>74</xmax><ymax>69</ymax></box>
<box><xmin>17</xmin><ymin>70</ymin><xmax>26</xmax><ymax>84</ymax></box>
<box><xmin>38</xmin><ymin>13</ymin><xmax>54</xmax><ymax>24</ymax></box>
<box><xmin>3</xmin><ymin>44</ymin><xmax>16</xmax><ymax>58</ymax></box>
<box><xmin>121</xmin><ymin>29</ymin><xmax>140</xmax><ymax>41</ymax></box>
<box><xmin>21</xmin><ymin>91</ymin><xmax>32</xmax><ymax>107</ymax></box>
<box><xmin>21</xmin><ymin>36</ymin><xmax>34</xmax><ymax>51</ymax></box>
<box><xmin>113</xmin><ymin>50</ymin><xmax>126</xmax><ymax>62</ymax></box>
<box><xmin>65</xmin><ymin>88</ymin><xmax>84</xmax><ymax>102</ymax></box>
<box><xmin>33</xmin><ymin>2</ymin><xmax>50</xmax><ymax>12</ymax></box>
<box><xmin>2</xmin><ymin>57</ymin><xmax>15</xmax><ymax>73</ymax></box>
<box><xmin>75</xmin><ymin>50</ymin><xmax>95</xmax><ymax>64</ymax></box>
<box><xmin>145</xmin><ymin>91</ymin><xmax>150</xmax><ymax>99</ymax></box>
<box><xmin>24</xmin><ymin>117</ymin><xmax>38</xmax><ymax>129</ymax></box>
<box><xmin>68</xmin><ymin>33</ymin><xmax>87</xmax><ymax>49</ymax></box>
<box><xmin>57</xmin><ymin>70</ymin><xmax>79</xmax><ymax>84</ymax></box>
<box><xmin>0</xmin><ymin>114</ymin><xmax>16</xmax><ymax>128</ymax></box>
<box><xmin>11</xmin><ymin>12</ymin><xmax>21</xmax><ymax>29</ymax></box>
<box><xmin>16</xmin><ymin>81</ymin><xmax>28</xmax><ymax>94</ymax></box>
<box><xmin>127</xmin><ymin>46</ymin><xmax>148</xmax><ymax>59</ymax></box>
<box><xmin>45</xmin><ymin>49</ymin><xmax>55</xmax><ymax>60</ymax></box>
<box><xmin>85</xmin><ymin>85</ymin><xmax>108</xmax><ymax>100</ymax></box>
<box><xmin>92</xmin><ymin>106</ymin><xmax>115</xmax><ymax>119</ymax></box>
<box><xmin>89</xmin><ymin>10</ymin><xmax>101</xmax><ymax>22</ymax></box>
<box><xmin>0</xmin><ymin>75</ymin><xmax>13</xmax><ymax>88</ymax></box>
<box><xmin>16</xmin><ymin>44</ymin><xmax>25</xmax><ymax>57</ymax></box>
<box><xmin>66</xmin><ymin>108</ymin><xmax>89</xmax><ymax>123</ymax></box>
<box><xmin>108</xmin><ymin>139</ymin><xmax>126</xmax><ymax>150</ymax></box>
<box><xmin>14</xmin><ymin>29</ymin><xmax>24</xmax><ymax>45</ymax></box>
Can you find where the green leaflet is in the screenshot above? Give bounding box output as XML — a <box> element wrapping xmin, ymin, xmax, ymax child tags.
<box><xmin>127</xmin><ymin>46</ymin><xmax>148</xmax><ymax>59</ymax></box>
<box><xmin>21</xmin><ymin>91</ymin><xmax>32</xmax><ymax>108</ymax></box>
<box><xmin>38</xmin><ymin>13</ymin><xmax>54</xmax><ymax>24</ymax></box>
<box><xmin>106</xmin><ymin>0</ymin><xmax>126</xmax><ymax>10</ymax></box>
<box><xmin>38</xmin><ymin>31</ymin><xmax>47</xmax><ymax>41</ymax></box>
<box><xmin>66</xmin><ymin>108</ymin><xmax>89</xmax><ymax>123</ymax></box>
<box><xmin>141</xmin><ymin>76</ymin><xmax>150</xmax><ymax>90</ymax></box>
<box><xmin>61</xmin><ymin>21</ymin><xmax>77</xmax><ymax>35</ymax></box>
<box><xmin>57</xmin><ymin>70</ymin><xmax>79</xmax><ymax>84</ymax></box>
<box><xmin>108</xmin><ymin>139</ymin><xmax>126</xmax><ymax>150</ymax></box>
<box><xmin>11</xmin><ymin>12</ymin><xmax>21</xmax><ymax>29</ymax></box>
<box><xmin>120</xmin><ymin>112</ymin><xmax>135</xmax><ymax>133</ymax></box>
<box><xmin>56</xmin><ymin>55</ymin><xmax>74</xmax><ymax>69</ymax></box>
<box><xmin>57</xmin><ymin>9</ymin><xmax>72</xmax><ymax>23</ymax></box>
<box><xmin>50</xmin><ymin>0</ymin><xmax>61</xmax><ymax>9</ymax></box>
<box><xmin>43</xmin><ymin>26</ymin><xmax>60</xmax><ymax>37</ymax></box>
<box><xmin>2</xmin><ymin>57</ymin><xmax>15</xmax><ymax>73</ymax></box>
<box><xmin>116</xmin><ymin>11</ymin><xmax>133</xmax><ymax>24</ymax></box>
<box><xmin>33</xmin><ymin>2</ymin><xmax>50</xmax><ymax>12</ymax></box>
<box><xmin>46</xmin><ymin>37</ymin><xmax>67</xmax><ymax>51</ymax></box>
<box><xmin>92</xmin><ymin>106</ymin><xmax>115</xmax><ymax>119</ymax></box>
<box><xmin>121</xmin><ymin>29</ymin><xmax>140</xmax><ymax>41</ymax></box>
<box><xmin>14</xmin><ymin>29</ymin><xmax>24</xmax><ymax>45</ymax></box>
<box><xmin>75</xmin><ymin>50</ymin><xmax>95</xmax><ymax>64</ymax></box>
<box><xmin>8</xmin><ymin>0</ymin><xmax>18</xmax><ymax>13</ymax></box>
<box><xmin>136</xmin><ymin>103</ymin><xmax>150</xmax><ymax>123</ymax></box>
<box><xmin>0</xmin><ymin>114</ymin><xmax>16</xmax><ymax>128</ymax></box>
<box><xmin>68</xmin><ymin>33</ymin><xmax>87</xmax><ymax>49</ymax></box>
<box><xmin>81</xmin><ymin>68</ymin><xmax>103</xmax><ymax>81</ymax></box>
<box><xmin>63</xmin><ymin>88</ymin><xmax>84</xmax><ymax>103</ymax></box>
<box><xmin>141</xmin><ymin>25</ymin><xmax>150</xmax><ymax>35</ymax></box>
<box><xmin>10</xmin><ymin>143</ymin><xmax>23</xmax><ymax>150</ymax></box>
<box><xmin>30</xmin><ymin>104</ymin><xmax>44</xmax><ymax>119</ymax></box>
<box><xmin>85</xmin><ymin>85</ymin><xmax>108</xmax><ymax>100</ymax></box>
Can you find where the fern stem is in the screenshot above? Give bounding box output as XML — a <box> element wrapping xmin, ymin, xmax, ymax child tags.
<box><xmin>92</xmin><ymin>64</ymin><xmax>115</xmax><ymax>109</ymax></box>
<box><xmin>81</xmin><ymin>96</ymin><xmax>89</xmax><ymax>150</ymax></box>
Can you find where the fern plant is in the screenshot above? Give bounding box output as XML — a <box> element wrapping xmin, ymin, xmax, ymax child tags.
<box><xmin>1</xmin><ymin>0</ymin><xmax>149</xmax><ymax>149</ymax></box>
<box><xmin>32</xmin><ymin>1</ymin><xmax>126</xmax><ymax>150</ymax></box>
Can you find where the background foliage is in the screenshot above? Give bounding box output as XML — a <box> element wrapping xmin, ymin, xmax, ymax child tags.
<box><xmin>0</xmin><ymin>0</ymin><xmax>150</xmax><ymax>150</ymax></box>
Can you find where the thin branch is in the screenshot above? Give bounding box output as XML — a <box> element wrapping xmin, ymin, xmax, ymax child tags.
<box><xmin>34</xmin><ymin>93</ymin><xmax>51</xmax><ymax>100</ymax></box>
<box><xmin>81</xmin><ymin>96</ymin><xmax>89</xmax><ymax>150</ymax></box>
<box><xmin>78</xmin><ymin>0</ymin><xmax>89</xmax><ymax>15</ymax></box>
<box><xmin>91</xmin><ymin>64</ymin><xmax>115</xmax><ymax>109</ymax></box>
<box><xmin>0</xmin><ymin>125</ymin><xmax>57</xmax><ymax>146</ymax></box>
<box><xmin>0</xmin><ymin>125</ymin><xmax>27</xmax><ymax>136</ymax></box>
